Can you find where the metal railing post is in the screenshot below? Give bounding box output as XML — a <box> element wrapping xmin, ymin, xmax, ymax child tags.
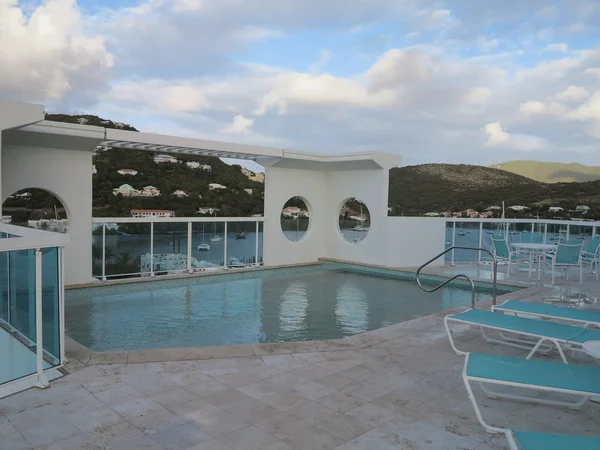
<box><xmin>59</xmin><ymin>247</ymin><xmax>66</xmax><ymax>364</ymax></box>
<box><xmin>187</xmin><ymin>221</ymin><xmax>192</xmax><ymax>273</ymax></box>
<box><xmin>567</xmin><ymin>224</ymin><xmax>570</xmax><ymax>240</ymax></box>
<box><xmin>451</xmin><ymin>222</ymin><xmax>456</xmax><ymax>266</ymax></box>
<box><xmin>478</xmin><ymin>222</ymin><xmax>483</xmax><ymax>264</ymax></box>
<box><xmin>223</xmin><ymin>221</ymin><xmax>228</xmax><ymax>268</ymax></box>
<box><xmin>150</xmin><ymin>222</ymin><xmax>155</xmax><ymax>277</ymax></box>
<box><xmin>35</xmin><ymin>249</ymin><xmax>48</xmax><ymax>389</ymax></box>
<box><xmin>101</xmin><ymin>222</ymin><xmax>106</xmax><ymax>281</ymax></box>
<box><xmin>255</xmin><ymin>221</ymin><xmax>259</xmax><ymax>265</ymax></box>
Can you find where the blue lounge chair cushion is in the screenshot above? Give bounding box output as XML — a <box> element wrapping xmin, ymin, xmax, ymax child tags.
<box><xmin>447</xmin><ymin>309</ymin><xmax>600</xmax><ymax>342</ymax></box>
<box><xmin>466</xmin><ymin>353</ymin><xmax>600</xmax><ymax>395</ymax></box>
<box><xmin>497</xmin><ymin>300</ymin><xmax>600</xmax><ymax>324</ymax></box>
<box><xmin>514</xmin><ymin>431</ymin><xmax>600</xmax><ymax>450</ymax></box>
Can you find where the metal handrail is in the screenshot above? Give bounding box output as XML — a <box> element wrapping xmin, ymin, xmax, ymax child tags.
<box><xmin>416</xmin><ymin>246</ymin><xmax>498</xmax><ymax>308</ymax></box>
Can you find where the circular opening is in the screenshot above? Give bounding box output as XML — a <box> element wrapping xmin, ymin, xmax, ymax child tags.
<box><xmin>339</xmin><ymin>198</ymin><xmax>370</xmax><ymax>244</ymax></box>
<box><xmin>280</xmin><ymin>197</ymin><xmax>310</xmax><ymax>242</ymax></box>
<box><xmin>2</xmin><ymin>188</ymin><xmax>68</xmax><ymax>233</ymax></box>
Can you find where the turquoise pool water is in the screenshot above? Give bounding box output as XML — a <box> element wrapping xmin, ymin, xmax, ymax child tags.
<box><xmin>66</xmin><ymin>264</ymin><xmax>518</xmax><ymax>351</ymax></box>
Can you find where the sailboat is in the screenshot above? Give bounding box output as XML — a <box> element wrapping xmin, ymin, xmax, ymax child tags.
<box><xmin>197</xmin><ymin>222</ymin><xmax>210</xmax><ymax>251</ymax></box>
<box><xmin>210</xmin><ymin>211</ymin><xmax>223</xmax><ymax>242</ymax></box>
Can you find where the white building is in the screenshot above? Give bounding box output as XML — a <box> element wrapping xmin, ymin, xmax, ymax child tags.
<box><xmin>549</xmin><ymin>207</ymin><xmax>564</xmax><ymax>213</ymax></box>
<box><xmin>508</xmin><ymin>205</ymin><xmax>529</xmax><ymax>212</ymax></box>
<box><xmin>118</xmin><ymin>168</ymin><xmax>138</xmax><ymax>176</ymax></box>
<box><xmin>140</xmin><ymin>185</ymin><xmax>160</xmax><ymax>197</ymax></box>
<box><xmin>282</xmin><ymin>206</ymin><xmax>301</xmax><ymax>218</ymax></box>
<box><xmin>198</xmin><ymin>207</ymin><xmax>219</xmax><ymax>215</ymax></box>
<box><xmin>200</xmin><ymin>164</ymin><xmax>212</xmax><ymax>171</ymax></box>
<box><xmin>1</xmin><ymin>216</ymin><xmax>11</xmax><ymax>223</ymax></box>
<box><xmin>112</xmin><ymin>184</ymin><xmax>139</xmax><ymax>197</ymax></box>
<box><xmin>186</xmin><ymin>161</ymin><xmax>201</xmax><ymax>169</ymax></box>
<box><xmin>576</xmin><ymin>205</ymin><xmax>590</xmax><ymax>212</ymax></box>
<box><xmin>28</xmin><ymin>218</ymin><xmax>69</xmax><ymax>233</ymax></box>
<box><xmin>130</xmin><ymin>209</ymin><xmax>175</xmax><ymax>218</ymax></box>
<box><xmin>244</xmin><ymin>188</ymin><xmax>253</xmax><ymax>195</ymax></box>
<box><xmin>154</xmin><ymin>154</ymin><xmax>178</xmax><ymax>164</ymax></box>
<box><xmin>424</xmin><ymin>212</ymin><xmax>440</xmax><ymax>217</ymax></box>
<box><xmin>77</xmin><ymin>118</ymin><xmax>88</xmax><ymax>125</ymax></box>
<box><xmin>209</xmin><ymin>183</ymin><xmax>227</xmax><ymax>190</ymax></box>
<box><xmin>172</xmin><ymin>189</ymin><xmax>190</xmax><ymax>198</ymax></box>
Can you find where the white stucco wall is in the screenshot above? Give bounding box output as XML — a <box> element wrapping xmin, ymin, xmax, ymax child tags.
<box><xmin>1</xmin><ymin>145</ymin><xmax>93</xmax><ymax>285</ymax></box>
<box><xmin>262</xmin><ymin>166</ymin><xmax>327</xmax><ymax>265</ymax></box>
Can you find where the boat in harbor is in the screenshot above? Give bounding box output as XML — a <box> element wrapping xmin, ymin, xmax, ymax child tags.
<box><xmin>197</xmin><ymin>243</ymin><xmax>210</xmax><ymax>251</ymax></box>
<box><xmin>235</xmin><ymin>231</ymin><xmax>246</xmax><ymax>239</ymax></box>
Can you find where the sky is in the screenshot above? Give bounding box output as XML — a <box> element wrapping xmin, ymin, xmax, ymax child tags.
<box><xmin>1</xmin><ymin>0</ymin><xmax>600</xmax><ymax>172</ymax></box>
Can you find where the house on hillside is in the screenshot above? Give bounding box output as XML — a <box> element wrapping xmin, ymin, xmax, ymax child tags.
<box><xmin>100</xmin><ymin>120</ymin><xmax>111</xmax><ymax>125</ymax></box>
<box><xmin>140</xmin><ymin>186</ymin><xmax>160</xmax><ymax>197</ymax></box>
<box><xmin>200</xmin><ymin>164</ymin><xmax>212</xmax><ymax>171</ymax></box>
<box><xmin>464</xmin><ymin>209</ymin><xmax>479</xmax><ymax>218</ymax></box>
<box><xmin>118</xmin><ymin>169</ymin><xmax>138</xmax><ymax>176</ymax></box>
<box><xmin>198</xmin><ymin>207</ymin><xmax>219</xmax><ymax>215</ymax></box>
<box><xmin>77</xmin><ymin>118</ymin><xmax>88</xmax><ymax>125</ymax></box>
<box><xmin>186</xmin><ymin>161</ymin><xmax>200</xmax><ymax>169</ymax></box>
<box><xmin>172</xmin><ymin>189</ymin><xmax>190</xmax><ymax>198</ymax></box>
<box><xmin>113</xmin><ymin>184</ymin><xmax>139</xmax><ymax>197</ymax></box>
<box><xmin>549</xmin><ymin>207</ymin><xmax>564</xmax><ymax>213</ymax></box>
<box><xmin>130</xmin><ymin>209</ymin><xmax>175</xmax><ymax>218</ymax></box>
<box><xmin>508</xmin><ymin>205</ymin><xmax>529</xmax><ymax>212</ymax></box>
<box><xmin>249</xmin><ymin>173</ymin><xmax>265</xmax><ymax>183</ymax></box>
<box><xmin>244</xmin><ymin>189</ymin><xmax>253</xmax><ymax>195</ymax></box>
<box><xmin>486</xmin><ymin>206</ymin><xmax>501</xmax><ymax>211</ymax></box>
<box><xmin>576</xmin><ymin>205</ymin><xmax>590</xmax><ymax>213</ymax></box>
<box><xmin>154</xmin><ymin>154</ymin><xmax>178</xmax><ymax>164</ymax></box>
<box><xmin>209</xmin><ymin>183</ymin><xmax>227</xmax><ymax>190</ymax></box>
<box><xmin>424</xmin><ymin>212</ymin><xmax>440</xmax><ymax>217</ymax></box>
<box><xmin>114</xmin><ymin>122</ymin><xmax>126</xmax><ymax>129</ymax></box>
<box><xmin>282</xmin><ymin>206</ymin><xmax>301</xmax><ymax>218</ymax></box>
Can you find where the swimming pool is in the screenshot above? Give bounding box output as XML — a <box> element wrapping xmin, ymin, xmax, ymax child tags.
<box><xmin>65</xmin><ymin>264</ymin><xmax>518</xmax><ymax>351</ymax></box>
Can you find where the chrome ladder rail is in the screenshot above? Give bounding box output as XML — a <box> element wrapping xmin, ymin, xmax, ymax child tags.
<box><xmin>416</xmin><ymin>247</ymin><xmax>498</xmax><ymax>309</ymax></box>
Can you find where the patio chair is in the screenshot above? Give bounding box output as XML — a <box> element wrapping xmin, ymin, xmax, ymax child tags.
<box><xmin>444</xmin><ymin>308</ymin><xmax>600</xmax><ymax>363</ymax></box>
<box><xmin>493</xmin><ymin>299</ymin><xmax>600</xmax><ymax>329</ymax></box>
<box><xmin>543</xmin><ymin>240</ymin><xmax>584</xmax><ymax>285</ymax></box>
<box><xmin>581</xmin><ymin>236</ymin><xmax>600</xmax><ymax>280</ymax></box>
<box><xmin>504</xmin><ymin>430</ymin><xmax>600</xmax><ymax>450</ymax></box>
<box><xmin>490</xmin><ymin>235</ymin><xmax>529</xmax><ymax>276</ymax></box>
<box><xmin>462</xmin><ymin>353</ymin><xmax>600</xmax><ymax>434</ymax></box>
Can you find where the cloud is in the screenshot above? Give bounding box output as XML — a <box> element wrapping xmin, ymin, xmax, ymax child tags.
<box><xmin>544</xmin><ymin>43</ymin><xmax>568</xmax><ymax>53</ymax></box>
<box><xmin>0</xmin><ymin>0</ymin><xmax>113</xmax><ymax>105</ymax></box>
<box><xmin>220</xmin><ymin>114</ymin><xmax>254</xmax><ymax>133</ymax></box>
<box><xmin>366</xmin><ymin>48</ymin><xmax>432</xmax><ymax>90</ymax></box>
<box><xmin>553</xmin><ymin>85</ymin><xmax>589</xmax><ymax>103</ymax></box>
<box><xmin>483</xmin><ymin>122</ymin><xmax>547</xmax><ymax>151</ymax></box>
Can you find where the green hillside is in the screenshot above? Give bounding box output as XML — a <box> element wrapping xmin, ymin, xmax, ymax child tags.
<box><xmin>389</xmin><ymin>164</ymin><xmax>600</xmax><ymax>217</ymax></box>
<box><xmin>491</xmin><ymin>160</ymin><xmax>600</xmax><ymax>183</ymax></box>
<box><xmin>14</xmin><ymin>114</ymin><xmax>265</xmax><ymax>218</ymax></box>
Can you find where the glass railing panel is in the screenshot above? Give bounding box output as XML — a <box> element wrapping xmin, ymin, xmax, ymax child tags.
<box><xmin>41</xmin><ymin>247</ymin><xmax>60</xmax><ymax>364</ymax></box>
<box><xmin>152</xmin><ymin>222</ymin><xmax>188</xmax><ymax>275</ymax></box>
<box><xmin>444</xmin><ymin>222</ymin><xmax>454</xmax><ymax>262</ymax></box>
<box><xmin>0</xmin><ymin>251</ymin><xmax>8</xmax><ymax>322</ymax></box>
<box><xmin>547</xmin><ymin>223</ymin><xmax>569</xmax><ymax>244</ymax></box>
<box><xmin>453</xmin><ymin>221</ymin><xmax>481</xmax><ymax>262</ymax></box>
<box><xmin>91</xmin><ymin>223</ymin><xmax>104</xmax><ymax>279</ymax></box>
<box><xmin>569</xmin><ymin>224</ymin><xmax>594</xmax><ymax>248</ymax></box>
<box><xmin>226</xmin><ymin>221</ymin><xmax>259</xmax><ymax>267</ymax></box>
<box><xmin>104</xmin><ymin>222</ymin><xmax>151</xmax><ymax>278</ymax></box>
<box><xmin>191</xmin><ymin>221</ymin><xmax>226</xmax><ymax>268</ymax></box>
<box><xmin>257</xmin><ymin>222</ymin><xmax>264</xmax><ymax>265</ymax></box>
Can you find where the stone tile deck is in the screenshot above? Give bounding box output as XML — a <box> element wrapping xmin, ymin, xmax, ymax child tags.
<box><xmin>2</xmin><ymin>263</ymin><xmax>599</xmax><ymax>449</ymax></box>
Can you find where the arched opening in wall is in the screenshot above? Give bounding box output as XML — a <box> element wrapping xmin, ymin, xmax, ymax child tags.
<box><xmin>280</xmin><ymin>197</ymin><xmax>310</xmax><ymax>242</ymax></box>
<box><xmin>2</xmin><ymin>188</ymin><xmax>69</xmax><ymax>233</ymax></box>
<box><xmin>339</xmin><ymin>198</ymin><xmax>370</xmax><ymax>244</ymax></box>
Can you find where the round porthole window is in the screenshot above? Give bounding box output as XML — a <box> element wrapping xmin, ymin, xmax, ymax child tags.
<box><xmin>339</xmin><ymin>198</ymin><xmax>370</xmax><ymax>244</ymax></box>
<box><xmin>280</xmin><ymin>197</ymin><xmax>310</xmax><ymax>242</ymax></box>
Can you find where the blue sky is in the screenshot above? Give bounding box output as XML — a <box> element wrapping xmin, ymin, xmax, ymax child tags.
<box><xmin>2</xmin><ymin>0</ymin><xmax>600</xmax><ymax>171</ymax></box>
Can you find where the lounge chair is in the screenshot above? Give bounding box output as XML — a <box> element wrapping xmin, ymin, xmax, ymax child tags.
<box><xmin>493</xmin><ymin>299</ymin><xmax>600</xmax><ymax>329</ymax></box>
<box><xmin>444</xmin><ymin>308</ymin><xmax>600</xmax><ymax>363</ymax></box>
<box><xmin>504</xmin><ymin>430</ymin><xmax>600</xmax><ymax>450</ymax></box>
<box><xmin>462</xmin><ymin>353</ymin><xmax>600</xmax><ymax>434</ymax></box>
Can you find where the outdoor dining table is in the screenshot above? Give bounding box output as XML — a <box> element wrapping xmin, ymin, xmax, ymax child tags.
<box><xmin>511</xmin><ymin>243</ymin><xmax>557</xmax><ymax>280</ymax></box>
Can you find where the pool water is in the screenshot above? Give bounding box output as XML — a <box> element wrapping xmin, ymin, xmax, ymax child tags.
<box><xmin>66</xmin><ymin>265</ymin><xmax>517</xmax><ymax>351</ymax></box>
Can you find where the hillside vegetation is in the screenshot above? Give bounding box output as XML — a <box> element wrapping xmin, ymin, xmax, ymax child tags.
<box><xmin>389</xmin><ymin>164</ymin><xmax>600</xmax><ymax>216</ymax></box>
<box><xmin>491</xmin><ymin>160</ymin><xmax>600</xmax><ymax>183</ymax></box>
<box><xmin>49</xmin><ymin>113</ymin><xmax>264</xmax><ymax>217</ymax></box>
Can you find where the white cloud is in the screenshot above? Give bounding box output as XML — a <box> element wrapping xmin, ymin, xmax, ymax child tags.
<box><xmin>311</xmin><ymin>50</ymin><xmax>333</xmax><ymax>74</ymax></box>
<box><xmin>584</xmin><ymin>68</ymin><xmax>600</xmax><ymax>78</ymax></box>
<box><xmin>553</xmin><ymin>85</ymin><xmax>589</xmax><ymax>102</ymax></box>
<box><xmin>220</xmin><ymin>114</ymin><xmax>254</xmax><ymax>133</ymax></box>
<box><xmin>0</xmin><ymin>0</ymin><xmax>113</xmax><ymax>104</ymax></box>
<box><xmin>366</xmin><ymin>48</ymin><xmax>432</xmax><ymax>90</ymax></box>
<box><xmin>544</xmin><ymin>43</ymin><xmax>568</xmax><ymax>53</ymax></box>
<box><xmin>483</xmin><ymin>122</ymin><xmax>546</xmax><ymax>151</ymax></box>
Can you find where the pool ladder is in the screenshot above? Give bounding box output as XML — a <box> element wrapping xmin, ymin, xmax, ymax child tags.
<box><xmin>416</xmin><ymin>246</ymin><xmax>498</xmax><ymax>309</ymax></box>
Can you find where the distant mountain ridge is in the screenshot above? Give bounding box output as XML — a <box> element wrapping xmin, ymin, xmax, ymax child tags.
<box><xmin>490</xmin><ymin>160</ymin><xmax>600</xmax><ymax>183</ymax></box>
<box><xmin>388</xmin><ymin>163</ymin><xmax>600</xmax><ymax>216</ymax></box>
